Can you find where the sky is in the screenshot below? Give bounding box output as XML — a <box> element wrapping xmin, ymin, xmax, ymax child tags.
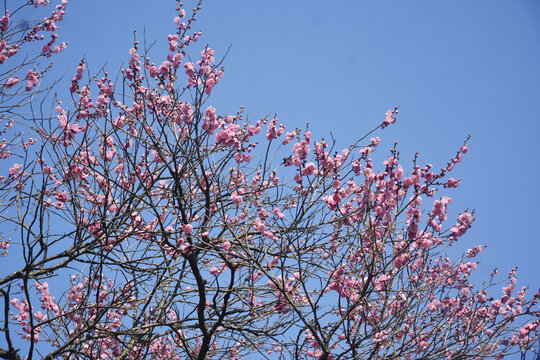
<box><xmin>8</xmin><ymin>0</ymin><xmax>540</xmax><ymax>355</ymax></box>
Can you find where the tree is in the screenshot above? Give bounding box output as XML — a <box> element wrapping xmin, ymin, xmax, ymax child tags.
<box><xmin>0</xmin><ymin>1</ymin><xmax>538</xmax><ymax>359</ymax></box>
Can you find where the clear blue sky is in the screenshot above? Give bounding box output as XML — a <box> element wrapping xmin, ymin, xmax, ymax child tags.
<box><xmin>37</xmin><ymin>0</ymin><xmax>540</xmax><ymax>330</ymax></box>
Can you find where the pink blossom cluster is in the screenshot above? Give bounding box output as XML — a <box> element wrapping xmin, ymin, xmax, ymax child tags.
<box><xmin>0</xmin><ymin>36</ymin><xmax>19</xmax><ymax>65</ymax></box>
<box><xmin>0</xmin><ymin>13</ymin><xmax>9</xmax><ymax>32</ymax></box>
<box><xmin>0</xmin><ymin>239</ymin><xmax>9</xmax><ymax>256</ymax></box>
<box><xmin>70</xmin><ymin>59</ymin><xmax>85</xmax><ymax>93</ymax></box>
<box><xmin>9</xmin><ymin>298</ymin><xmax>41</xmax><ymax>342</ymax></box>
<box><xmin>382</xmin><ymin>108</ymin><xmax>398</xmax><ymax>128</ymax></box>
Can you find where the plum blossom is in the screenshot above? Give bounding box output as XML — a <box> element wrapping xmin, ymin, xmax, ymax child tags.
<box><xmin>5</xmin><ymin>77</ymin><xmax>19</xmax><ymax>88</ymax></box>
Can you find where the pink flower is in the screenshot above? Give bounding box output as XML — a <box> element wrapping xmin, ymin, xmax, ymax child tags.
<box><xmin>458</xmin><ymin>212</ymin><xmax>473</xmax><ymax>224</ymax></box>
<box><xmin>302</xmin><ymin>162</ymin><xmax>317</xmax><ymax>176</ymax></box>
<box><xmin>0</xmin><ymin>14</ymin><xmax>9</xmax><ymax>31</ymax></box>
<box><xmin>273</xmin><ymin>207</ymin><xmax>285</xmax><ymax>219</ymax></box>
<box><xmin>33</xmin><ymin>0</ymin><xmax>49</xmax><ymax>8</ymax></box>
<box><xmin>158</xmin><ymin>61</ymin><xmax>170</xmax><ymax>76</ymax></box>
<box><xmin>183</xmin><ymin>223</ymin><xmax>193</xmax><ymax>235</ymax></box>
<box><xmin>447</xmin><ymin>177</ymin><xmax>460</xmax><ymax>188</ymax></box>
<box><xmin>168</xmin><ymin>34</ymin><xmax>178</xmax><ymax>52</ymax></box>
<box><xmin>149</xmin><ymin>65</ymin><xmax>158</xmax><ymax>78</ymax></box>
<box><xmin>25</xmin><ymin>70</ymin><xmax>39</xmax><ymax>91</ymax></box>
<box><xmin>113</xmin><ymin>163</ymin><xmax>124</xmax><ymax>174</ymax></box>
<box><xmin>96</xmin><ymin>95</ymin><xmax>109</xmax><ymax>106</ymax></box>
<box><xmin>9</xmin><ymin>163</ymin><xmax>22</xmax><ymax>175</ymax></box>
<box><xmin>171</xmin><ymin>53</ymin><xmax>183</xmax><ymax>69</ymax></box>
<box><xmin>466</xmin><ymin>245</ymin><xmax>483</xmax><ymax>258</ymax></box>
<box><xmin>428</xmin><ymin>301</ymin><xmax>439</xmax><ymax>312</ymax></box>
<box><xmin>34</xmin><ymin>311</ymin><xmax>47</xmax><ymax>322</ymax></box>
<box><xmin>231</xmin><ymin>192</ymin><xmax>243</xmax><ymax>206</ymax></box>
<box><xmin>402</xmin><ymin>177</ymin><xmax>413</xmax><ymax>189</ymax></box>
<box><xmin>382</xmin><ymin>109</ymin><xmax>398</xmax><ymax>128</ymax></box>
<box><xmin>5</xmin><ymin>77</ymin><xmax>19</xmax><ymax>88</ymax></box>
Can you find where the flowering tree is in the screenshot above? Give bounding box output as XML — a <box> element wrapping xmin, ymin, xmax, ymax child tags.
<box><xmin>0</xmin><ymin>1</ymin><xmax>538</xmax><ymax>359</ymax></box>
<box><xmin>0</xmin><ymin>0</ymin><xmax>67</xmax><ymax>159</ymax></box>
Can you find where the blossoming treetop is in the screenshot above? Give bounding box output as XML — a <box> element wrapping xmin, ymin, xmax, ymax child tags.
<box><xmin>0</xmin><ymin>1</ymin><xmax>538</xmax><ymax>359</ymax></box>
